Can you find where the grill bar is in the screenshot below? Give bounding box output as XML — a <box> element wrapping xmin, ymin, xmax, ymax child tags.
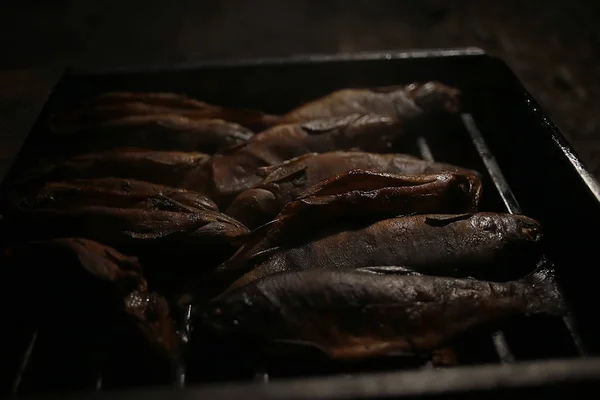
<box><xmin>416</xmin><ymin>137</ymin><xmax>435</xmax><ymax>162</ymax></box>
<box><xmin>172</xmin><ymin>361</ymin><xmax>186</xmax><ymax>388</ymax></box>
<box><xmin>92</xmin><ymin>335</ymin><xmax>104</xmax><ymax>392</ymax></box>
<box><xmin>12</xmin><ymin>329</ymin><xmax>38</xmax><ymax>394</ymax></box>
<box><xmin>461</xmin><ymin>113</ymin><xmax>587</xmax><ymax>358</ymax></box>
<box><xmin>171</xmin><ymin>305</ymin><xmax>191</xmax><ymax>388</ymax></box>
<box><xmin>417</xmin><ymin>132</ymin><xmax>515</xmax><ymax>364</ymax></box>
<box><xmin>460</xmin><ymin>114</ymin><xmax>520</xmax><ymax>214</ymax></box>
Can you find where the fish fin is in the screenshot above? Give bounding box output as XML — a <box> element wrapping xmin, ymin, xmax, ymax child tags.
<box><xmin>230</xmin><ymin>219</ymin><xmax>278</xmax><ymax>251</ymax></box>
<box><xmin>268</xmin><ymin>339</ymin><xmax>330</xmax><ymax>357</ymax></box>
<box><xmin>424</xmin><ymin>213</ymin><xmax>473</xmax><ymax>227</ymax></box>
<box><xmin>248</xmin><ymin>218</ymin><xmax>280</xmax><ymax>237</ymax></box>
<box><xmin>263</xmin><ymin>165</ymin><xmax>308</xmax><ymax>185</ymax></box>
<box><xmin>369</xmin><ymin>85</ymin><xmax>407</xmax><ymax>94</ymax></box>
<box><xmin>151</xmin><ymin>194</ymin><xmax>199</xmax><ymax>213</ymax></box>
<box><xmin>215</xmin><ymin>244</ymin><xmax>280</xmax><ymax>276</ymax></box>
<box><xmin>301</xmin><ymin>115</ymin><xmax>358</xmax><ymax>134</ymax></box>
<box><xmin>258</xmin><ymin>153</ymin><xmax>317</xmax><ymax>177</ymax></box>
<box><xmin>355</xmin><ymin>266</ymin><xmax>421</xmax><ymax>275</ymax></box>
<box><xmin>247</xmin><ymin>246</ymin><xmax>281</xmax><ymax>263</ymax></box>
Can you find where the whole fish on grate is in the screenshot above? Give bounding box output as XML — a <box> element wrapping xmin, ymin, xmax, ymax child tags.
<box><xmin>226</xmin><ymin>151</ymin><xmax>480</xmax><ymax>229</ymax></box>
<box><xmin>20</xmin><ymin>148</ymin><xmax>213</xmax><ymax>194</ymax></box>
<box><xmin>198</xmin><ymin>269</ymin><xmax>565</xmax><ymax>360</ymax></box>
<box><xmin>50</xmin><ymin>92</ymin><xmax>281</xmax><ymax>132</ymax></box>
<box><xmin>216</xmin><ymin>213</ymin><xmax>543</xmax><ymax>291</ymax></box>
<box><xmin>13</xmin><ymin>178</ymin><xmax>218</xmax><ymax>213</ymax></box>
<box><xmin>50</xmin><ymin>114</ymin><xmax>255</xmax><ymax>155</ymax></box>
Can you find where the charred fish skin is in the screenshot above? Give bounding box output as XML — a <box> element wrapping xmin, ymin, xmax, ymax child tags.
<box><xmin>282</xmin><ymin>82</ymin><xmax>461</xmax><ymax>122</ymax></box>
<box><xmin>87</xmin><ymin>177</ymin><xmax>217</xmax><ymax>211</ymax></box>
<box><xmin>209</xmin><ymin>114</ymin><xmax>411</xmax><ymax>202</ymax></box>
<box><xmin>52</xmin><ymin>115</ymin><xmax>255</xmax><ymax>154</ymax></box>
<box><xmin>274</xmin><ymin>170</ymin><xmax>483</xmax><ymax>227</ymax></box>
<box><xmin>27</xmin><ymin>149</ymin><xmax>212</xmax><ymax>194</ymax></box>
<box><xmin>7</xmin><ymin>205</ymin><xmax>249</xmax><ymax>253</ymax></box>
<box><xmin>224</xmin><ymin>212</ymin><xmax>543</xmax><ymax>291</ymax></box>
<box><xmin>67</xmin><ymin>177</ymin><xmax>219</xmax><ymax>211</ymax></box>
<box><xmin>51</xmin><ymin>92</ymin><xmax>281</xmax><ymax>132</ymax></box>
<box><xmin>227</xmin><ymin>170</ymin><xmax>481</xmax><ymax>250</ymax></box>
<box><xmin>16</xmin><ymin>179</ymin><xmax>218</xmax><ymax>214</ymax></box>
<box><xmin>226</xmin><ymin>151</ymin><xmax>481</xmax><ymax>229</ymax></box>
<box><xmin>199</xmin><ymin>269</ymin><xmax>565</xmax><ymax>359</ymax></box>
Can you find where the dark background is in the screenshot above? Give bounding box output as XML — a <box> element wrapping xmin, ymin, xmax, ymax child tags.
<box><xmin>1</xmin><ymin>0</ymin><xmax>600</xmax><ymax>178</ymax></box>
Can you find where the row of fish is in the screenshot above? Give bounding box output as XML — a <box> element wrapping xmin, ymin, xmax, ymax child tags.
<box><xmin>0</xmin><ymin>83</ymin><xmax>566</xmax><ymax>365</ymax></box>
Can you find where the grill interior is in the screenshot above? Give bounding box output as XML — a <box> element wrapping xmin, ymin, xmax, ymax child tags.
<box><xmin>2</xmin><ymin>50</ymin><xmax>600</xmax><ymax>398</ymax></box>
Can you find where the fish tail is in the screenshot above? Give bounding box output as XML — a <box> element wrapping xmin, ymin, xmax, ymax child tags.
<box><xmin>523</xmin><ymin>268</ymin><xmax>568</xmax><ymax>316</ymax></box>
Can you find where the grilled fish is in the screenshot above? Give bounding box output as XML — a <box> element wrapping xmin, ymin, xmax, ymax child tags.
<box><xmin>282</xmin><ymin>82</ymin><xmax>461</xmax><ymax>122</ymax></box>
<box><xmin>17</xmin><ymin>178</ymin><xmax>218</xmax><ymax>213</ymax></box>
<box><xmin>199</xmin><ymin>269</ymin><xmax>565</xmax><ymax>360</ymax></box>
<box><xmin>226</xmin><ymin>151</ymin><xmax>481</xmax><ymax>228</ymax></box>
<box><xmin>26</xmin><ymin>148</ymin><xmax>212</xmax><ymax>193</ymax></box>
<box><xmin>278</xmin><ymin>170</ymin><xmax>481</xmax><ymax>223</ymax></box>
<box><xmin>209</xmin><ymin>113</ymin><xmax>438</xmax><ymax>203</ymax></box>
<box><xmin>221</xmin><ymin>213</ymin><xmax>543</xmax><ymax>290</ymax></box>
<box><xmin>51</xmin><ymin>92</ymin><xmax>281</xmax><ymax>132</ymax></box>
<box><xmin>221</xmin><ymin>170</ymin><xmax>482</xmax><ymax>274</ymax></box>
<box><xmin>8</xmin><ymin>205</ymin><xmax>248</xmax><ymax>257</ymax></box>
<box><xmin>4</xmin><ymin>238</ymin><xmax>179</xmax><ymax>358</ymax></box>
<box><xmin>51</xmin><ymin>115</ymin><xmax>254</xmax><ymax>154</ymax></box>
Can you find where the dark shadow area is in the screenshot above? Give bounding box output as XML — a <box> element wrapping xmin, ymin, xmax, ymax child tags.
<box><xmin>1</xmin><ymin>0</ymin><xmax>599</xmax><ymax>175</ymax></box>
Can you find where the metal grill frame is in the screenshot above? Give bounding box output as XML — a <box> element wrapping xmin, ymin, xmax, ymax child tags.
<box><xmin>3</xmin><ymin>48</ymin><xmax>600</xmax><ymax>399</ymax></box>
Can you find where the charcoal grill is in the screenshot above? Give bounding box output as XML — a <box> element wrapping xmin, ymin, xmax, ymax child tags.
<box><xmin>2</xmin><ymin>48</ymin><xmax>600</xmax><ymax>399</ymax></box>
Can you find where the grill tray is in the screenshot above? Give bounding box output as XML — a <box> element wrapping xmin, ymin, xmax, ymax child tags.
<box><xmin>2</xmin><ymin>48</ymin><xmax>600</xmax><ymax>399</ymax></box>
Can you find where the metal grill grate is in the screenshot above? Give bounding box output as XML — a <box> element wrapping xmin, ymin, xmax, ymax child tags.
<box><xmin>8</xmin><ymin>111</ymin><xmax>588</xmax><ymax>396</ymax></box>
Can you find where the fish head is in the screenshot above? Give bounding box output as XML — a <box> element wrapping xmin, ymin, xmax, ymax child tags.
<box><xmin>469</xmin><ymin>213</ymin><xmax>544</xmax><ymax>280</ymax></box>
<box><xmin>405</xmin><ymin>82</ymin><xmax>461</xmax><ymax>113</ymax></box>
<box><xmin>200</xmin><ymin>288</ymin><xmax>272</xmax><ymax>335</ymax></box>
<box><xmin>470</xmin><ymin>213</ymin><xmax>543</xmax><ymax>242</ymax></box>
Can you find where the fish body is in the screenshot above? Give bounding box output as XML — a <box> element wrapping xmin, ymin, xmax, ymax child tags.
<box><xmin>8</xmin><ymin>205</ymin><xmax>248</xmax><ymax>251</ymax></box>
<box><xmin>208</xmin><ymin>114</ymin><xmax>407</xmax><ymax>202</ymax></box>
<box><xmin>51</xmin><ymin>92</ymin><xmax>281</xmax><ymax>132</ymax></box>
<box><xmin>226</xmin><ymin>151</ymin><xmax>480</xmax><ymax>228</ymax></box>
<box><xmin>53</xmin><ymin>115</ymin><xmax>254</xmax><ymax>154</ymax></box>
<box><xmin>225</xmin><ymin>213</ymin><xmax>542</xmax><ymax>290</ymax></box>
<box><xmin>274</xmin><ymin>170</ymin><xmax>482</xmax><ymax>230</ymax></box>
<box><xmin>219</xmin><ymin>171</ymin><xmax>482</xmax><ymax>276</ymax></box>
<box><xmin>32</xmin><ymin>149</ymin><xmax>211</xmax><ymax>193</ymax></box>
<box><xmin>199</xmin><ymin>269</ymin><xmax>564</xmax><ymax>359</ymax></box>
<box><xmin>282</xmin><ymin>82</ymin><xmax>461</xmax><ymax>122</ymax></box>
<box><xmin>18</xmin><ymin>178</ymin><xmax>218</xmax><ymax>213</ymax></box>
